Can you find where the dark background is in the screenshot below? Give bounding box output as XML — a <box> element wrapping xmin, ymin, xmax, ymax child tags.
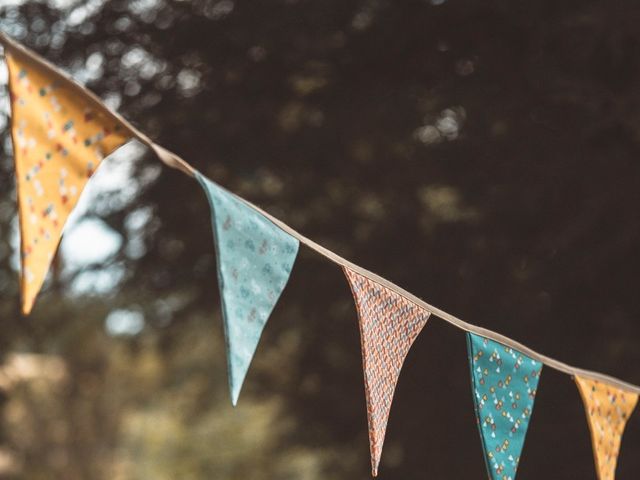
<box><xmin>0</xmin><ymin>0</ymin><xmax>639</xmax><ymax>478</ymax></box>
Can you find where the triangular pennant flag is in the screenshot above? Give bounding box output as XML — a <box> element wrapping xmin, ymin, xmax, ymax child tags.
<box><xmin>5</xmin><ymin>48</ymin><xmax>131</xmax><ymax>314</ymax></box>
<box><xmin>466</xmin><ymin>333</ymin><xmax>542</xmax><ymax>480</ymax></box>
<box><xmin>574</xmin><ymin>376</ymin><xmax>638</xmax><ymax>480</ymax></box>
<box><xmin>196</xmin><ymin>172</ymin><xmax>299</xmax><ymax>406</ymax></box>
<box><xmin>343</xmin><ymin>268</ymin><xmax>431</xmax><ymax>477</ymax></box>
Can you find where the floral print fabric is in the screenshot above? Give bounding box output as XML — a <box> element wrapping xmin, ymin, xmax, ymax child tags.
<box><xmin>466</xmin><ymin>333</ymin><xmax>542</xmax><ymax>480</ymax></box>
<box><xmin>197</xmin><ymin>173</ymin><xmax>299</xmax><ymax>405</ymax></box>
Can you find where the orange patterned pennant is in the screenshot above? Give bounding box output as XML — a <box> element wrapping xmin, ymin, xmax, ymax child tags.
<box><xmin>575</xmin><ymin>376</ymin><xmax>638</xmax><ymax>480</ymax></box>
<box><xmin>6</xmin><ymin>49</ymin><xmax>130</xmax><ymax>314</ymax></box>
<box><xmin>344</xmin><ymin>267</ymin><xmax>430</xmax><ymax>476</ymax></box>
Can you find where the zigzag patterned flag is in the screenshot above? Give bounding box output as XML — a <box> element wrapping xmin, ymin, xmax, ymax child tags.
<box><xmin>5</xmin><ymin>47</ymin><xmax>130</xmax><ymax>314</ymax></box>
<box><xmin>466</xmin><ymin>333</ymin><xmax>542</xmax><ymax>480</ymax></box>
<box><xmin>196</xmin><ymin>172</ymin><xmax>299</xmax><ymax>405</ymax></box>
<box><xmin>575</xmin><ymin>376</ymin><xmax>638</xmax><ymax>480</ymax></box>
<box><xmin>343</xmin><ymin>267</ymin><xmax>431</xmax><ymax>477</ymax></box>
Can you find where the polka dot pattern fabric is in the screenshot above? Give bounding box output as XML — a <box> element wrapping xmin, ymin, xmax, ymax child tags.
<box><xmin>6</xmin><ymin>50</ymin><xmax>130</xmax><ymax>314</ymax></box>
<box><xmin>467</xmin><ymin>333</ymin><xmax>542</xmax><ymax>480</ymax></box>
<box><xmin>575</xmin><ymin>376</ymin><xmax>638</xmax><ymax>480</ymax></box>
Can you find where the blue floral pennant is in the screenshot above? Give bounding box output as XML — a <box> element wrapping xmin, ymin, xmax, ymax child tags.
<box><xmin>466</xmin><ymin>333</ymin><xmax>542</xmax><ymax>480</ymax></box>
<box><xmin>197</xmin><ymin>172</ymin><xmax>299</xmax><ymax>405</ymax></box>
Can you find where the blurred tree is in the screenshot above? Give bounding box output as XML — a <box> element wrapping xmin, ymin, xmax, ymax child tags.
<box><xmin>0</xmin><ymin>0</ymin><xmax>639</xmax><ymax>479</ymax></box>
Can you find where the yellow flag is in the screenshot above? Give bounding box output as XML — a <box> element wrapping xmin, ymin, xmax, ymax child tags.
<box><xmin>6</xmin><ymin>48</ymin><xmax>131</xmax><ymax>314</ymax></box>
<box><xmin>575</xmin><ymin>376</ymin><xmax>638</xmax><ymax>480</ymax></box>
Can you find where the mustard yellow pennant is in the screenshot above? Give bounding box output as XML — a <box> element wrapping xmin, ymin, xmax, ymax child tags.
<box><xmin>5</xmin><ymin>48</ymin><xmax>131</xmax><ymax>314</ymax></box>
<box><xmin>575</xmin><ymin>376</ymin><xmax>638</xmax><ymax>480</ymax></box>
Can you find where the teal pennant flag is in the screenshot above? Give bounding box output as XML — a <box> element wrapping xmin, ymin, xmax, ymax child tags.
<box><xmin>197</xmin><ymin>172</ymin><xmax>299</xmax><ymax>405</ymax></box>
<box><xmin>466</xmin><ymin>333</ymin><xmax>542</xmax><ymax>480</ymax></box>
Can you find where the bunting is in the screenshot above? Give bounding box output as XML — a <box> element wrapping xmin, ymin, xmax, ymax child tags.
<box><xmin>343</xmin><ymin>267</ymin><xmax>431</xmax><ymax>476</ymax></box>
<box><xmin>466</xmin><ymin>333</ymin><xmax>542</xmax><ymax>480</ymax></box>
<box><xmin>196</xmin><ymin>172</ymin><xmax>299</xmax><ymax>405</ymax></box>
<box><xmin>575</xmin><ymin>376</ymin><xmax>638</xmax><ymax>480</ymax></box>
<box><xmin>2</xmin><ymin>31</ymin><xmax>640</xmax><ymax>480</ymax></box>
<box><xmin>5</xmin><ymin>48</ymin><xmax>131</xmax><ymax>314</ymax></box>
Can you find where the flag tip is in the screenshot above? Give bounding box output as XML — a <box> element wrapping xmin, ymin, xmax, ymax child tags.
<box><xmin>21</xmin><ymin>299</ymin><xmax>33</xmax><ymax>316</ymax></box>
<box><xmin>230</xmin><ymin>385</ymin><xmax>240</xmax><ymax>407</ymax></box>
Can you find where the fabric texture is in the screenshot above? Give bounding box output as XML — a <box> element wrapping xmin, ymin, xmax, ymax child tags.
<box><xmin>196</xmin><ymin>173</ymin><xmax>299</xmax><ymax>406</ymax></box>
<box><xmin>6</xmin><ymin>51</ymin><xmax>130</xmax><ymax>314</ymax></box>
<box><xmin>343</xmin><ymin>267</ymin><xmax>431</xmax><ymax>477</ymax></box>
<box><xmin>574</xmin><ymin>376</ymin><xmax>638</xmax><ymax>480</ymax></box>
<box><xmin>466</xmin><ymin>333</ymin><xmax>542</xmax><ymax>480</ymax></box>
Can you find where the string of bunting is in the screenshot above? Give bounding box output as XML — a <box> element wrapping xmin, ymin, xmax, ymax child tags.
<box><xmin>1</xmin><ymin>31</ymin><xmax>638</xmax><ymax>479</ymax></box>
